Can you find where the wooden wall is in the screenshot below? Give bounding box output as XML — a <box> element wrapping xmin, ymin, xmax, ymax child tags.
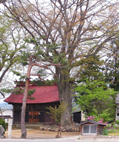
<box><xmin>97</xmin><ymin>125</ymin><xmax>105</xmax><ymax>135</ymax></box>
<box><xmin>12</xmin><ymin>102</ymin><xmax>59</xmax><ymax>123</ymax></box>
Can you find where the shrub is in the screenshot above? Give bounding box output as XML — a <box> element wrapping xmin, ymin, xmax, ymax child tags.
<box><xmin>102</xmin><ymin>128</ymin><xmax>108</xmax><ymax>135</ymax></box>
<box><xmin>46</xmin><ymin>101</ymin><xmax>67</xmax><ymax>124</ymax></box>
<box><xmin>0</xmin><ymin>119</ymin><xmax>8</xmax><ymax>131</ymax></box>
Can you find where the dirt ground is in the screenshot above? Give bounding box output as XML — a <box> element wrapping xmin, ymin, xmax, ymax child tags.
<box><xmin>4</xmin><ymin>129</ymin><xmax>80</xmax><ymax>139</ymax></box>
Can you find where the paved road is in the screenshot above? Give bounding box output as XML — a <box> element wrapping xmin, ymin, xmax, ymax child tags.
<box><xmin>0</xmin><ymin>136</ymin><xmax>119</xmax><ymax>142</ymax></box>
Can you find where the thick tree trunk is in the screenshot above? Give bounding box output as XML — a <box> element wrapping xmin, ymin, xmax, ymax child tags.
<box><xmin>60</xmin><ymin>87</ymin><xmax>73</xmax><ymax>126</ymax></box>
<box><xmin>56</xmin><ymin>67</ymin><xmax>74</xmax><ymax>126</ymax></box>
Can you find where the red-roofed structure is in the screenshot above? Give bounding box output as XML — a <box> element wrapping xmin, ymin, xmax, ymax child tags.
<box><xmin>5</xmin><ymin>86</ymin><xmax>59</xmax><ymax>104</ymax></box>
<box><xmin>4</xmin><ymin>85</ymin><xmax>60</xmax><ymax>124</ymax></box>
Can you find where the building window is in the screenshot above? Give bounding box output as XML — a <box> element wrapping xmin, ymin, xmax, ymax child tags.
<box><xmin>83</xmin><ymin>125</ymin><xmax>97</xmax><ymax>134</ymax></box>
<box><xmin>117</xmin><ymin>113</ymin><xmax>119</xmax><ymax>116</ymax></box>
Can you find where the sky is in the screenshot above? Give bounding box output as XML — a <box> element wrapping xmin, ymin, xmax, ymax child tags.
<box><xmin>0</xmin><ymin>102</ymin><xmax>13</xmax><ymax>110</ymax></box>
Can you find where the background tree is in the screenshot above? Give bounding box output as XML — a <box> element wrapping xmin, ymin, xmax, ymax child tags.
<box><xmin>1</xmin><ymin>0</ymin><xmax>119</xmax><ymax>126</ymax></box>
<box><xmin>74</xmin><ymin>80</ymin><xmax>118</xmax><ymax>122</ymax></box>
<box><xmin>0</xmin><ymin>13</ymin><xmax>26</xmax><ymax>97</ymax></box>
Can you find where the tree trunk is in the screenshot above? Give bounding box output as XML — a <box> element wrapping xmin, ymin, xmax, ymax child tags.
<box><xmin>56</xmin><ymin>67</ymin><xmax>74</xmax><ymax>126</ymax></box>
<box><xmin>21</xmin><ymin>77</ymin><xmax>29</xmax><ymax>138</ymax></box>
<box><xmin>21</xmin><ymin>59</ymin><xmax>32</xmax><ymax>138</ymax></box>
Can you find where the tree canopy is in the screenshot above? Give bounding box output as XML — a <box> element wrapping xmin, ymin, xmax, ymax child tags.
<box><xmin>0</xmin><ymin>13</ymin><xmax>26</xmax><ymax>97</ymax></box>
<box><xmin>74</xmin><ymin>80</ymin><xmax>118</xmax><ymax>122</ymax></box>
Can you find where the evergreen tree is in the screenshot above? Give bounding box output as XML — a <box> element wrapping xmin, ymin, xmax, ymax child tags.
<box><xmin>14</xmin><ymin>38</ymin><xmax>63</xmax><ymax>138</ymax></box>
<box><xmin>75</xmin><ymin>55</ymin><xmax>105</xmax><ymax>82</ymax></box>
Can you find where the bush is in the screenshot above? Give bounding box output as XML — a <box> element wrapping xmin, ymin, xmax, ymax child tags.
<box><xmin>102</xmin><ymin>128</ymin><xmax>108</xmax><ymax>135</ymax></box>
<box><xmin>46</xmin><ymin>101</ymin><xmax>67</xmax><ymax>124</ymax></box>
<box><xmin>0</xmin><ymin>119</ymin><xmax>8</xmax><ymax>131</ymax></box>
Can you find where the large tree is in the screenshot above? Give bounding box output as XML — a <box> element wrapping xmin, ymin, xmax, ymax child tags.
<box><xmin>1</xmin><ymin>0</ymin><xmax>119</xmax><ymax>126</ymax></box>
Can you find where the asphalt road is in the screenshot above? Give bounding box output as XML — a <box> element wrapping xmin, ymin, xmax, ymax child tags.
<box><xmin>1</xmin><ymin>136</ymin><xmax>119</xmax><ymax>142</ymax></box>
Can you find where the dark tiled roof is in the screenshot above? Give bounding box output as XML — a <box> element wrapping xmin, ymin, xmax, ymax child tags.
<box><xmin>79</xmin><ymin>120</ymin><xmax>106</xmax><ymax>126</ymax></box>
<box><xmin>4</xmin><ymin>86</ymin><xmax>59</xmax><ymax>104</ymax></box>
<box><xmin>0</xmin><ymin>115</ymin><xmax>12</xmax><ymax>119</ymax></box>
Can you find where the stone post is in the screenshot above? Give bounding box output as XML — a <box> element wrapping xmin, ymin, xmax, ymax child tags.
<box><xmin>8</xmin><ymin>118</ymin><xmax>12</xmax><ymax>138</ymax></box>
<box><xmin>0</xmin><ymin>125</ymin><xmax>5</xmax><ymax>138</ymax></box>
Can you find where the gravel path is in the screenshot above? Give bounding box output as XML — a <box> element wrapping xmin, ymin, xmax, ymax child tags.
<box><xmin>1</xmin><ymin>136</ymin><xmax>119</xmax><ymax>142</ymax></box>
<box><xmin>3</xmin><ymin>128</ymin><xmax>119</xmax><ymax>142</ymax></box>
<box><xmin>4</xmin><ymin>128</ymin><xmax>80</xmax><ymax>139</ymax></box>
